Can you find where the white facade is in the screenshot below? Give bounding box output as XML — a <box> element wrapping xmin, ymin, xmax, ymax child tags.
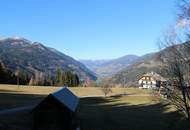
<box><xmin>138</xmin><ymin>79</ymin><xmax>156</xmax><ymax>88</ymax></box>
<box><xmin>138</xmin><ymin>72</ymin><xmax>165</xmax><ymax>89</ymax></box>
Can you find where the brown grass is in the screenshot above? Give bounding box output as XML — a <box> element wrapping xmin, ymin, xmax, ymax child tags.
<box><xmin>0</xmin><ymin>85</ymin><xmax>189</xmax><ymax>130</ymax></box>
<box><xmin>0</xmin><ymin>84</ymin><xmax>151</xmax><ymax>110</ymax></box>
<box><xmin>0</xmin><ymin>84</ymin><xmax>151</xmax><ymax>96</ymax></box>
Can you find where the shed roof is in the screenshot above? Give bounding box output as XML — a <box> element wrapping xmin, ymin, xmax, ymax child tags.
<box><xmin>51</xmin><ymin>86</ymin><xmax>79</xmax><ymax>112</ymax></box>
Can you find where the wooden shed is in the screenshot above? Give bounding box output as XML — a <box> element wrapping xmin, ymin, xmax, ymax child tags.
<box><xmin>32</xmin><ymin>87</ymin><xmax>79</xmax><ymax>130</ymax></box>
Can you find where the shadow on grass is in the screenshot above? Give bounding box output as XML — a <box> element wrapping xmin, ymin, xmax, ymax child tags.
<box><xmin>0</xmin><ymin>89</ymin><xmax>24</xmax><ymax>93</ymax></box>
<box><xmin>0</xmin><ymin>92</ymin><xmax>45</xmax><ymax>110</ymax></box>
<box><xmin>79</xmin><ymin>96</ymin><xmax>190</xmax><ymax>130</ymax></box>
<box><xmin>0</xmin><ymin>92</ymin><xmax>45</xmax><ymax>130</ymax></box>
<box><xmin>0</xmin><ymin>93</ymin><xmax>190</xmax><ymax>130</ymax></box>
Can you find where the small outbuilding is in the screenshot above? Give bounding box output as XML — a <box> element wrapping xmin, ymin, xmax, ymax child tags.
<box><xmin>32</xmin><ymin>86</ymin><xmax>79</xmax><ymax>130</ymax></box>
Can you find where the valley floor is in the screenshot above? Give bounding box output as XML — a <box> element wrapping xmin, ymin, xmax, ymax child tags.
<box><xmin>0</xmin><ymin>85</ymin><xmax>189</xmax><ymax>130</ymax></box>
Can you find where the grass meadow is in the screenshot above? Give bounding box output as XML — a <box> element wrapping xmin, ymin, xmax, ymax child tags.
<box><xmin>0</xmin><ymin>85</ymin><xmax>189</xmax><ymax>130</ymax></box>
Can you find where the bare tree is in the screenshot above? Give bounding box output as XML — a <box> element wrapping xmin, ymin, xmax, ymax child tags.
<box><xmin>29</xmin><ymin>77</ymin><xmax>34</xmax><ymax>86</ymax></box>
<box><xmin>100</xmin><ymin>80</ymin><xmax>112</xmax><ymax>97</ymax></box>
<box><xmin>159</xmin><ymin>33</ymin><xmax>190</xmax><ymax>120</ymax></box>
<box><xmin>159</xmin><ymin>0</ymin><xmax>190</xmax><ymax>119</ymax></box>
<box><xmin>15</xmin><ymin>69</ymin><xmax>20</xmax><ymax>88</ymax></box>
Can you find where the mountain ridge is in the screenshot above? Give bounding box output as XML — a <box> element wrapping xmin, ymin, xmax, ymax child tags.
<box><xmin>0</xmin><ymin>37</ymin><xmax>97</xmax><ymax>81</ymax></box>
<box><xmin>80</xmin><ymin>55</ymin><xmax>139</xmax><ymax>78</ymax></box>
<box><xmin>110</xmin><ymin>44</ymin><xmax>188</xmax><ymax>86</ymax></box>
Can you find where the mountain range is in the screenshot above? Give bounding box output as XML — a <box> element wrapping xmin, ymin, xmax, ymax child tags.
<box><xmin>1</xmin><ymin>37</ymin><xmax>186</xmax><ymax>86</ymax></box>
<box><xmin>0</xmin><ymin>37</ymin><xmax>97</xmax><ymax>81</ymax></box>
<box><xmin>110</xmin><ymin>44</ymin><xmax>189</xmax><ymax>86</ymax></box>
<box><xmin>110</xmin><ymin>52</ymin><xmax>163</xmax><ymax>86</ymax></box>
<box><xmin>80</xmin><ymin>55</ymin><xmax>139</xmax><ymax>78</ymax></box>
<box><xmin>81</xmin><ymin>47</ymin><xmax>176</xmax><ymax>86</ymax></box>
<box><xmin>81</xmin><ymin>52</ymin><xmax>163</xmax><ymax>85</ymax></box>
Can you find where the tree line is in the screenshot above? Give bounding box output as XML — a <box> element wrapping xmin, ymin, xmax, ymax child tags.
<box><xmin>28</xmin><ymin>68</ymin><xmax>80</xmax><ymax>87</ymax></box>
<box><xmin>0</xmin><ymin>63</ymin><xmax>80</xmax><ymax>87</ymax></box>
<box><xmin>0</xmin><ymin>63</ymin><xmax>29</xmax><ymax>85</ymax></box>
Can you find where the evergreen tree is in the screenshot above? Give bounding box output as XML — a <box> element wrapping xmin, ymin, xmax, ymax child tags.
<box><xmin>55</xmin><ymin>68</ymin><xmax>63</xmax><ymax>86</ymax></box>
<box><xmin>46</xmin><ymin>73</ymin><xmax>53</xmax><ymax>86</ymax></box>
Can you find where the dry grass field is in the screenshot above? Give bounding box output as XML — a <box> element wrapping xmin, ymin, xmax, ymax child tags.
<box><xmin>0</xmin><ymin>85</ymin><xmax>189</xmax><ymax>130</ymax></box>
<box><xmin>79</xmin><ymin>96</ymin><xmax>190</xmax><ymax>130</ymax></box>
<box><xmin>0</xmin><ymin>84</ymin><xmax>151</xmax><ymax>110</ymax></box>
<box><xmin>0</xmin><ymin>84</ymin><xmax>150</xmax><ymax>96</ymax></box>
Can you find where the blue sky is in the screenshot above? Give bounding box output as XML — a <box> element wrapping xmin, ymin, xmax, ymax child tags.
<box><xmin>0</xmin><ymin>0</ymin><xmax>177</xmax><ymax>60</ymax></box>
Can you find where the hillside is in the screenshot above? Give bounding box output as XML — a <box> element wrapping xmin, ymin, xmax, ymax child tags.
<box><xmin>80</xmin><ymin>55</ymin><xmax>139</xmax><ymax>78</ymax></box>
<box><xmin>110</xmin><ymin>44</ymin><xmax>186</xmax><ymax>86</ymax></box>
<box><xmin>0</xmin><ymin>37</ymin><xmax>97</xmax><ymax>82</ymax></box>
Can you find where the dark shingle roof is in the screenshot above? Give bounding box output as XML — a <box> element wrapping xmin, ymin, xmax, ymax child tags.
<box><xmin>52</xmin><ymin>87</ymin><xmax>79</xmax><ymax>112</ymax></box>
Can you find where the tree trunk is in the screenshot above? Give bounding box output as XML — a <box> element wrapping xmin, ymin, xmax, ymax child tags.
<box><xmin>17</xmin><ymin>76</ymin><xmax>19</xmax><ymax>88</ymax></box>
<box><xmin>179</xmin><ymin>78</ymin><xmax>190</xmax><ymax>120</ymax></box>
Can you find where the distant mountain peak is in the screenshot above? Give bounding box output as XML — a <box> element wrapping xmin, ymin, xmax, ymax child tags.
<box><xmin>80</xmin><ymin>54</ymin><xmax>139</xmax><ymax>78</ymax></box>
<box><xmin>1</xmin><ymin>37</ymin><xmax>31</xmax><ymax>42</ymax></box>
<box><xmin>32</xmin><ymin>42</ymin><xmax>47</xmax><ymax>50</ymax></box>
<box><xmin>0</xmin><ymin>37</ymin><xmax>32</xmax><ymax>47</ymax></box>
<box><xmin>0</xmin><ymin>37</ymin><xmax>97</xmax><ymax>81</ymax></box>
<box><xmin>11</xmin><ymin>36</ymin><xmax>25</xmax><ymax>40</ymax></box>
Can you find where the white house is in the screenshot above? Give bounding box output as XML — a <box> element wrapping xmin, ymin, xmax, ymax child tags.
<box><xmin>138</xmin><ymin>72</ymin><xmax>166</xmax><ymax>89</ymax></box>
